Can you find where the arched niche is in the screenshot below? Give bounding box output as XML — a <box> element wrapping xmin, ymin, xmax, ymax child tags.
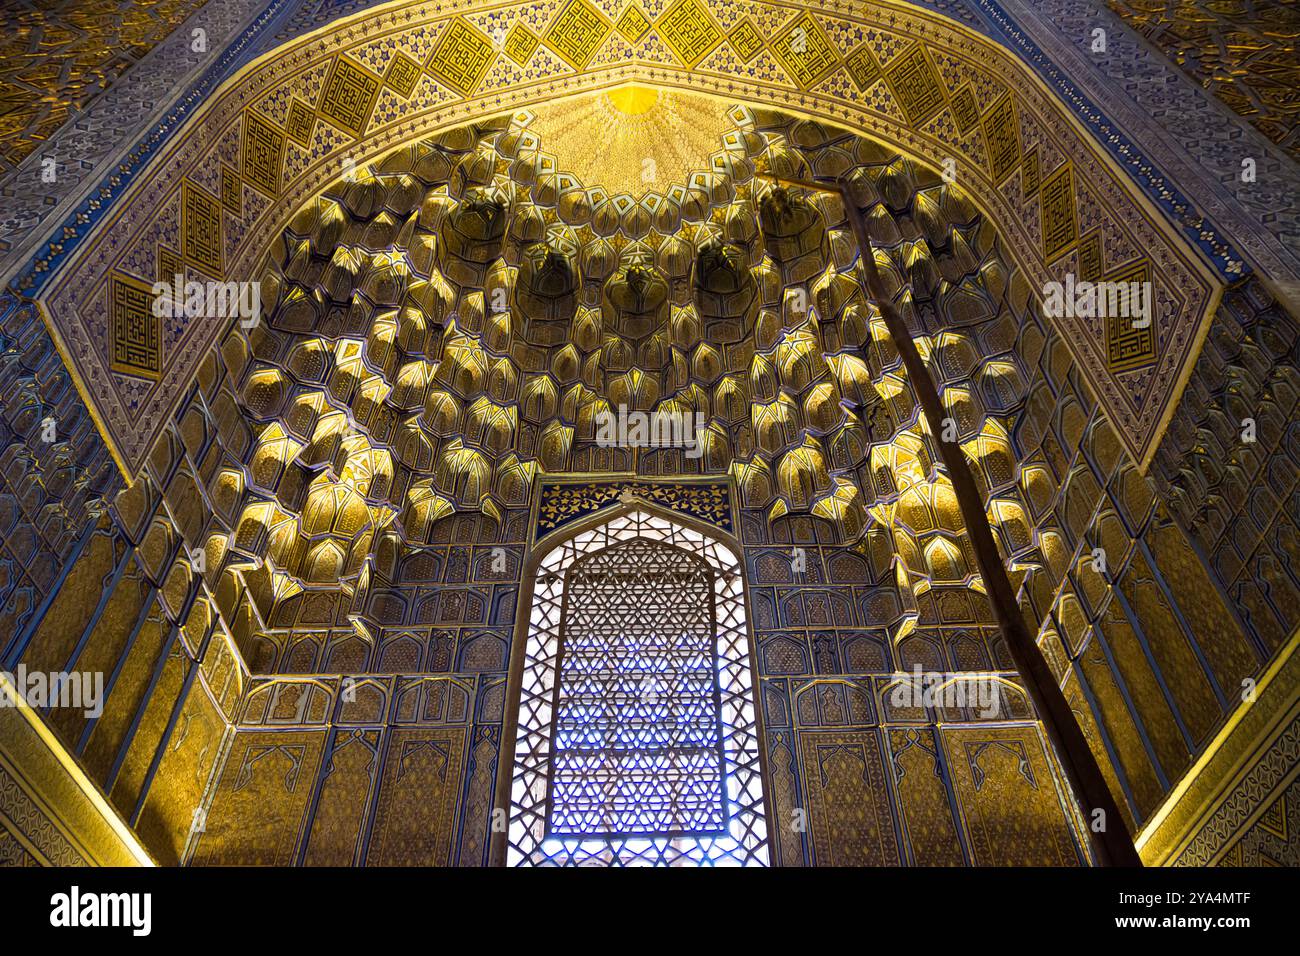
<box><xmin>43</xmin><ymin>0</ymin><xmax>1219</xmax><ymax>475</ymax></box>
<box><xmin>498</xmin><ymin>501</ymin><xmax>770</xmax><ymax>866</ymax></box>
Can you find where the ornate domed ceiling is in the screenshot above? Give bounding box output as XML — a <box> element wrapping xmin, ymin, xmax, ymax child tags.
<box><xmin>2</xmin><ymin>0</ymin><xmax>1294</xmax><ymax>875</ymax></box>
<box><xmin>34</xmin><ymin>0</ymin><xmax>1223</xmax><ymax>480</ymax></box>
<box><xmin>210</xmin><ymin>94</ymin><xmax>1052</xmax><ymax>663</ymax></box>
<box><xmin>528</xmin><ymin>85</ymin><xmax>735</xmax><ymax>197</ymax></box>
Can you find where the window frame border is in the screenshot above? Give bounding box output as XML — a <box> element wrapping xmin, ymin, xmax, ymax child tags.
<box><xmin>492</xmin><ymin>489</ymin><xmax>773</xmax><ymax>866</ymax></box>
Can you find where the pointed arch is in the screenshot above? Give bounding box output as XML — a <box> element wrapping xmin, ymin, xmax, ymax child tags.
<box><xmin>498</xmin><ymin>503</ymin><xmax>770</xmax><ymax>865</ymax></box>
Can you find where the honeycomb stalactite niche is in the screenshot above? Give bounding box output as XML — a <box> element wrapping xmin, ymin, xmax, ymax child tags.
<box><xmin>23</xmin><ymin>82</ymin><xmax>1279</xmax><ymax>868</ymax></box>
<box><xmin>216</xmin><ymin>95</ymin><xmax>1056</xmax><ymax>641</ymax></box>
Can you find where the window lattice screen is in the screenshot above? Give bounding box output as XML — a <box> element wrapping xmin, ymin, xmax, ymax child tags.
<box><xmin>549</xmin><ymin>538</ymin><xmax>725</xmax><ymax>837</ymax></box>
<box><xmin>507</xmin><ymin>509</ymin><xmax>769</xmax><ymax>866</ymax></box>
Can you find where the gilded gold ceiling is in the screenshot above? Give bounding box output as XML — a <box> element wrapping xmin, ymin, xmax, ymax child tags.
<box><xmin>1107</xmin><ymin>0</ymin><xmax>1300</xmax><ymax>161</ymax></box>
<box><xmin>527</xmin><ymin>85</ymin><xmax>735</xmax><ymax>197</ymax></box>
<box><xmin>206</xmin><ymin>97</ymin><xmax>1061</xmax><ymax>657</ymax></box>
<box><xmin>42</xmin><ymin>0</ymin><xmax>1222</xmax><ymax>477</ymax></box>
<box><xmin>3</xmin><ymin>0</ymin><xmax>1292</xmax><ymax>876</ymax></box>
<box><xmin>0</xmin><ymin>0</ymin><xmax>213</xmax><ymax>173</ymax></box>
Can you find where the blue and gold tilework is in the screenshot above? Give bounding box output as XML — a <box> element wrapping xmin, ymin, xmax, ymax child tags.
<box><xmin>33</xmin><ymin>0</ymin><xmax>1221</xmax><ymax>477</ymax></box>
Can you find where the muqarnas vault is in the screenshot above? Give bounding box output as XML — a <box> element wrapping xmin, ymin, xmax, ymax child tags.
<box><xmin>0</xmin><ymin>0</ymin><xmax>1297</xmax><ymax>869</ymax></box>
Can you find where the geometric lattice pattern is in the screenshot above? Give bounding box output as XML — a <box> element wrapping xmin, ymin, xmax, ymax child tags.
<box><xmin>950</xmin><ymin>86</ymin><xmax>979</xmax><ymax>134</ymax></box>
<box><xmin>1040</xmin><ymin>161</ymin><xmax>1078</xmax><ymax>261</ymax></box>
<box><xmin>884</xmin><ymin>45</ymin><xmax>947</xmax><ymax>126</ymax></box>
<box><xmin>846</xmin><ymin>46</ymin><xmax>881</xmax><ymax>93</ymax></box>
<box><xmin>156</xmin><ymin>245</ymin><xmax>182</xmax><ymax>284</ymax></box>
<box><xmin>504</xmin><ymin>23</ymin><xmax>540</xmax><ymax>66</ymax></box>
<box><xmin>181</xmin><ymin>180</ymin><xmax>222</xmax><ymax>276</ymax></box>
<box><xmin>543</xmin><ymin>0</ymin><xmax>610</xmax><ymax>70</ymax></box>
<box><xmin>729</xmin><ymin>20</ymin><xmax>765</xmax><ymax>64</ymax></box>
<box><xmin>770</xmin><ymin>13</ymin><xmax>839</xmax><ymax>88</ymax></box>
<box><xmin>538</xmin><ymin>482</ymin><xmax>732</xmax><ymax>537</ymax></box>
<box><xmin>1077</xmin><ymin>229</ymin><xmax>1103</xmax><ymax>282</ymax></box>
<box><xmin>220</xmin><ymin>164</ymin><xmax>241</xmax><ymax>215</ymax></box>
<box><xmin>509</xmin><ymin>510</ymin><xmax>768</xmax><ymax>865</ymax></box>
<box><xmin>242</xmin><ymin>111</ymin><xmax>285</xmax><ymax>197</ymax></box>
<box><xmin>614</xmin><ymin>5</ymin><xmax>652</xmax><ymax>45</ymax></box>
<box><xmin>286</xmin><ymin>100</ymin><xmax>316</xmax><ymax>147</ymax></box>
<box><xmin>319</xmin><ymin>56</ymin><xmax>381</xmax><ymax>136</ymax></box>
<box><xmin>548</xmin><ymin>537</ymin><xmax>725</xmax><ymax>837</ymax></box>
<box><xmin>657</xmin><ymin>0</ymin><xmax>723</xmax><ymax>68</ymax></box>
<box><xmin>981</xmin><ymin>93</ymin><xmax>1020</xmax><ymax>184</ymax></box>
<box><xmin>428</xmin><ymin>18</ymin><xmax>496</xmax><ymax>96</ymax></box>
<box><xmin>108</xmin><ymin>272</ymin><xmax>161</xmax><ymax>380</ymax></box>
<box><xmin>1104</xmin><ymin>258</ymin><xmax>1157</xmax><ymax>372</ymax></box>
<box><xmin>384</xmin><ymin>52</ymin><xmax>423</xmax><ymax>98</ymax></box>
<box><xmin>1021</xmin><ymin>146</ymin><xmax>1040</xmax><ymax>197</ymax></box>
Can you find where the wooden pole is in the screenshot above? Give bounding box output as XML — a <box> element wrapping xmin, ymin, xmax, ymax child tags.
<box><xmin>760</xmin><ymin>174</ymin><xmax>1142</xmax><ymax>866</ymax></box>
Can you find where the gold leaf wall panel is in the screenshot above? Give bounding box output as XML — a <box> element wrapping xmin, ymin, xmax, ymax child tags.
<box><xmin>301</xmin><ymin>730</ymin><xmax>381</xmax><ymax>866</ymax></box>
<box><xmin>109</xmin><ymin>642</ymin><xmax>192</xmax><ymax>817</ymax></box>
<box><xmin>798</xmin><ymin>730</ymin><xmax>902</xmax><ymax>865</ymax></box>
<box><xmin>1147</xmin><ymin>519</ymin><xmax>1257</xmax><ymax>696</ymax></box>
<box><xmin>81</xmin><ymin>603</ymin><xmax>173</xmax><ymax>782</ymax></box>
<box><xmin>133</xmin><ymin>677</ymin><xmax>228</xmax><ymax>866</ymax></box>
<box><xmin>1107</xmin><ymin>0</ymin><xmax>1300</xmax><ymax>160</ymax></box>
<box><xmin>363</xmin><ymin>727</ymin><xmax>466</xmax><ymax>866</ymax></box>
<box><xmin>942</xmin><ymin>725</ymin><xmax>1083</xmax><ymax>866</ymax></box>
<box><xmin>19</xmin><ymin>523</ymin><xmax>123</xmax><ymax>676</ymax></box>
<box><xmin>888</xmin><ymin>728</ymin><xmax>966</xmax><ymax>865</ymax></box>
<box><xmin>189</xmin><ymin>730</ymin><xmax>326</xmax><ymax>866</ymax></box>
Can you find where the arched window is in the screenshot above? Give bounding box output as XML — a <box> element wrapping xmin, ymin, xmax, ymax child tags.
<box><xmin>505</xmin><ymin>508</ymin><xmax>769</xmax><ymax>865</ymax></box>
